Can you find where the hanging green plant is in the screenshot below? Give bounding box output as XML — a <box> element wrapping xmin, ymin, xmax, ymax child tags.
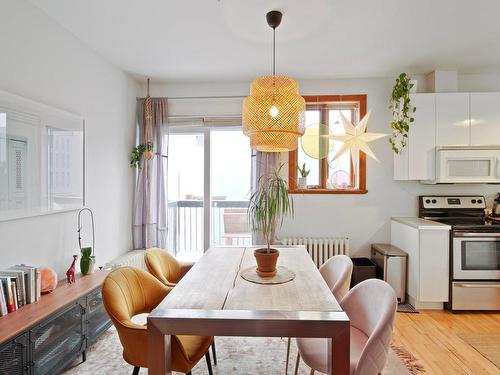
<box><xmin>129</xmin><ymin>142</ymin><xmax>153</xmax><ymax>168</ymax></box>
<box><xmin>389</xmin><ymin>73</ymin><xmax>416</xmax><ymax>154</ymax></box>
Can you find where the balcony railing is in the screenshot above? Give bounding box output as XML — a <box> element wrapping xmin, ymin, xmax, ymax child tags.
<box><xmin>167</xmin><ymin>199</ymin><xmax>252</xmax><ymax>255</ymax></box>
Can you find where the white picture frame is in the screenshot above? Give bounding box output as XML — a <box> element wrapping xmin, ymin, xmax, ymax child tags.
<box><xmin>0</xmin><ymin>89</ymin><xmax>85</xmax><ymax>221</ymax></box>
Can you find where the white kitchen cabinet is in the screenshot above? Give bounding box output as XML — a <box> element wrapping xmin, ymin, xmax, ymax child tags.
<box><xmin>436</xmin><ymin>93</ymin><xmax>470</xmax><ymax>145</ymax></box>
<box><xmin>393</xmin><ymin>91</ymin><xmax>500</xmax><ymax>181</ymax></box>
<box><xmin>393</xmin><ymin>146</ymin><xmax>409</xmax><ymax>180</ymax></box>
<box><xmin>470</xmin><ymin>92</ymin><xmax>500</xmax><ymax>145</ymax></box>
<box><xmin>391</xmin><ymin>218</ymin><xmax>450</xmax><ymax>309</ymax></box>
<box><xmin>393</xmin><ymin>94</ymin><xmax>435</xmax><ymax>181</ymax></box>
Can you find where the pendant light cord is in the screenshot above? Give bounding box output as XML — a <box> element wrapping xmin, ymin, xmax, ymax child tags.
<box><xmin>272</xmin><ymin>27</ymin><xmax>276</xmax><ymax>76</ymax></box>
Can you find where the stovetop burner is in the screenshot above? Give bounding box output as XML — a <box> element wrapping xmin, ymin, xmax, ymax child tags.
<box><xmin>418</xmin><ymin>195</ymin><xmax>500</xmax><ymax>231</ymax></box>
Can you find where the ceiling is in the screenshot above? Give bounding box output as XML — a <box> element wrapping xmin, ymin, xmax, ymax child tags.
<box><xmin>29</xmin><ymin>0</ymin><xmax>500</xmax><ymax>82</ymax></box>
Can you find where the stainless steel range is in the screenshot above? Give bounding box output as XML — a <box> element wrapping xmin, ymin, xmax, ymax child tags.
<box><xmin>419</xmin><ymin>195</ymin><xmax>500</xmax><ymax>311</ymax></box>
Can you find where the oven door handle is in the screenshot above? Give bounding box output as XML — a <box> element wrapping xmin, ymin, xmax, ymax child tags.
<box><xmin>454</xmin><ymin>232</ymin><xmax>500</xmax><ymax>238</ymax></box>
<box><xmin>454</xmin><ymin>283</ymin><xmax>500</xmax><ymax>288</ymax></box>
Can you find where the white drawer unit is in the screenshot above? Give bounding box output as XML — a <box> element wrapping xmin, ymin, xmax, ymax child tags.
<box><xmin>390</xmin><ymin>218</ymin><xmax>450</xmax><ymax>309</ymax></box>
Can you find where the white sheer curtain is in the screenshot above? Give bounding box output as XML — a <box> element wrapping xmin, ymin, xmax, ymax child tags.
<box><xmin>132</xmin><ymin>98</ymin><xmax>168</xmax><ymax>249</ymax></box>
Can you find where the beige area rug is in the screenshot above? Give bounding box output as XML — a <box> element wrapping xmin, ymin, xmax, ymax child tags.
<box><xmin>458</xmin><ymin>333</ymin><xmax>500</xmax><ymax>370</ymax></box>
<box><xmin>64</xmin><ymin>326</ymin><xmax>421</xmax><ymax>375</ymax></box>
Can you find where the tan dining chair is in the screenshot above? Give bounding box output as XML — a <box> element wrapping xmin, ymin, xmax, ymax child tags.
<box><xmin>144</xmin><ymin>247</ymin><xmax>193</xmax><ymax>287</ymax></box>
<box><xmin>294</xmin><ymin>279</ymin><xmax>397</xmax><ymax>375</ymax></box>
<box><xmin>144</xmin><ymin>247</ymin><xmax>218</xmax><ymax>366</ymax></box>
<box><xmin>102</xmin><ymin>266</ymin><xmax>214</xmax><ymax>375</ymax></box>
<box><xmin>286</xmin><ymin>254</ymin><xmax>353</xmax><ymax>373</ymax></box>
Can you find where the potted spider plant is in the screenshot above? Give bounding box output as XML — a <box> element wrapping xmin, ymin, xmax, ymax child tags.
<box><xmin>248</xmin><ymin>165</ymin><xmax>294</xmax><ymax>277</ymax></box>
<box><xmin>297</xmin><ymin>163</ymin><xmax>310</xmax><ymax>188</ymax></box>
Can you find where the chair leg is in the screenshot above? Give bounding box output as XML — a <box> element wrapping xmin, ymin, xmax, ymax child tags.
<box><xmin>205</xmin><ymin>351</ymin><xmax>213</xmax><ymax>375</ymax></box>
<box><xmin>294</xmin><ymin>352</ymin><xmax>301</xmax><ymax>375</ymax></box>
<box><xmin>211</xmin><ymin>339</ymin><xmax>217</xmax><ymax>365</ymax></box>
<box><xmin>310</xmin><ymin>369</ymin><xmax>315</xmax><ymax>375</ymax></box>
<box><xmin>285</xmin><ymin>337</ymin><xmax>291</xmax><ymax>375</ymax></box>
<box><xmin>132</xmin><ymin>367</ymin><xmax>140</xmax><ymax>375</ymax></box>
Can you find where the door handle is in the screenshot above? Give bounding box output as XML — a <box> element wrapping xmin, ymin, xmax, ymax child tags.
<box><xmin>454</xmin><ymin>232</ymin><xmax>500</xmax><ymax>238</ymax></box>
<box><xmin>455</xmin><ymin>283</ymin><xmax>500</xmax><ymax>288</ymax></box>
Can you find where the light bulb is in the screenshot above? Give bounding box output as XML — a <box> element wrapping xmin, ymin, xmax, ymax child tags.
<box><xmin>269</xmin><ymin>105</ymin><xmax>279</xmax><ymax>118</ymax></box>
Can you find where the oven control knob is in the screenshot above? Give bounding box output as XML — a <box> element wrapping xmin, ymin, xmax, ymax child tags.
<box><xmin>478</xmin><ymin>199</ymin><xmax>483</xmax><ymax>204</ymax></box>
<box><xmin>472</xmin><ymin>199</ymin><xmax>477</xmax><ymax>204</ymax></box>
<box><xmin>431</xmin><ymin>199</ymin><xmax>437</xmax><ymax>204</ymax></box>
<box><xmin>425</xmin><ymin>199</ymin><xmax>431</xmax><ymax>204</ymax></box>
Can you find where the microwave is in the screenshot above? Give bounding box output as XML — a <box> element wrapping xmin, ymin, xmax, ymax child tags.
<box><xmin>436</xmin><ymin>146</ymin><xmax>500</xmax><ymax>183</ymax></box>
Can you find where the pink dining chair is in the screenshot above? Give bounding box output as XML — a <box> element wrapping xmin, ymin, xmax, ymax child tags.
<box><xmin>286</xmin><ymin>255</ymin><xmax>353</xmax><ymax>374</ymax></box>
<box><xmin>319</xmin><ymin>255</ymin><xmax>354</xmax><ymax>301</ymax></box>
<box><xmin>294</xmin><ymin>279</ymin><xmax>397</xmax><ymax>375</ymax></box>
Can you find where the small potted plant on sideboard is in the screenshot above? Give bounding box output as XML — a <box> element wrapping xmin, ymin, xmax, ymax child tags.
<box><xmin>248</xmin><ymin>165</ymin><xmax>294</xmax><ymax>277</ymax></box>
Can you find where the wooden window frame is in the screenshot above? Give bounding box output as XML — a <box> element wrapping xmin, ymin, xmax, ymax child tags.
<box><xmin>288</xmin><ymin>94</ymin><xmax>367</xmax><ymax>194</ymax></box>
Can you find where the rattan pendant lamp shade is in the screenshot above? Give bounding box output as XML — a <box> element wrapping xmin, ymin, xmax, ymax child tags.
<box><xmin>242</xmin><ymin>11</ymin><xmax>305</xmax><ymax>152</ymax></box>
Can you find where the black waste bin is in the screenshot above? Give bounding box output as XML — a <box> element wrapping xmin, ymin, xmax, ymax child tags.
<box><xmin>350</xmin><ymin>257</ymin><xmax>377</xmax><ymax>287</ymax></box>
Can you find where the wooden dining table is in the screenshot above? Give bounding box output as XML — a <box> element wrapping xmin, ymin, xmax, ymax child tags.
<box><xmin>147</xmin><ymin>246</ymin><xmax>350</xmax><ymax>374</ymax></box>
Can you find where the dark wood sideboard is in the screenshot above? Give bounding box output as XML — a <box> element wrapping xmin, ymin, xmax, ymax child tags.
<box><xmin>0</xmin><ymin>270</ymin><xmax>112</xmax><ymax>375</ymax></box>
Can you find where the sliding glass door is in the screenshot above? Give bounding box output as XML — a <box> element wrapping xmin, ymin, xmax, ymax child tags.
<box><xmin>211</xmin><ymin>129</ymin><xmax>252</xmax><ymax>247</ymax></box>
<box><xmin>167</xmin><ymin>126</ymin><xmax>252</xmax><ymax>260</ymax></box>
<box><xmin>166</xmin><ymin>131</ymin><xmax>205</xmax><ymax>259</ymax></box>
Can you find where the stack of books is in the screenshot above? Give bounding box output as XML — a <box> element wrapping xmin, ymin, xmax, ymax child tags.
<box><xmin>0</xmin><ymin>265</ymin><xmax>41</xmax><ymax>316</ymax></box>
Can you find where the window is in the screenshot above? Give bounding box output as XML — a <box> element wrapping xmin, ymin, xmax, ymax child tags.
<box><xmin>166</xmin><ymin>126</ymin><xmax>252</xmax><ymax>261</ymax></box>
<box><xmin>289</xmin><ymin>95</ymin><xmax>367</xmax><ymax>194</ymax></box>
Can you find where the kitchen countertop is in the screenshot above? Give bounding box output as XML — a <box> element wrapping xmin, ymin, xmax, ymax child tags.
<box><xmin>391</xmin><ymin>217</ymin><xmax>451</xmax><ymax>230</ymax></box>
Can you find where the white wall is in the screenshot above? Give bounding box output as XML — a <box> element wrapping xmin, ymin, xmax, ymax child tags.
<box><xmin>148</xmin><ymin>73</ymin><xmax>500</xmax><ymax>256</ymax></box>
<box><xmin>0</xmin><ymin>0</ymin><xmax>138</xmax><ymax>276</ymax></box>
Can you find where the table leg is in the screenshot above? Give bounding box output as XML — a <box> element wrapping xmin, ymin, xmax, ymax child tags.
<box><xmin>285</xmin><ymin>337</ymin><xmax>291</xmax><ymax>375</ymax></box>
<box><xmin>148</xmin><ymin>322</ymin><xmax>171</xmax><ymax>375</ymax></box>
<box><xmin>328</xmin><ymin>324</ymin><xmax>350</xmax><ymax>375</ymax></box>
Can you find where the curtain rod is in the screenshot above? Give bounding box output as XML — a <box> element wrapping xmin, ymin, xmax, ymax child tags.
<box><xmin>136</xmin><ymin>95</ymin><xmax>246</xmax><ymax>100</ymax></box>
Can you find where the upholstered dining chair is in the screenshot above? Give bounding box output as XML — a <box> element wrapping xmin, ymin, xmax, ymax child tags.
<box><xmin>145</xmin><ymin>247</ymin><xmax>218</xmax><ymax>366</ymax></box>
<box><xmin>144</xmin><ymin>247</ymin><xmax>193</xmax><ymax>287</ymax></box>
<box><xmin>319</xmin><ymin>254</ymin><xmax>354</xmax><ymax>301</ymax></box>
<box><xmin>285</xmin><ymin>255</ymin><xmax>354</xmax><ymax>373</ymax></box>
<box><xmin>102</xmin><ymin>266</ymin><xmax>214</xmax><ymax>375</ymax></box>
<box><xmin>294</xmin><ymin>279</ymin><xmax>398</xmax><ymax>375</ymax></box>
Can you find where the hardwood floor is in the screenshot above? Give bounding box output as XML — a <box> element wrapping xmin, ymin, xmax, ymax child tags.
<box><xmin>393</xmin><ymin>310</ymin><xmax>500</xmax><ymax>375</ymax></box>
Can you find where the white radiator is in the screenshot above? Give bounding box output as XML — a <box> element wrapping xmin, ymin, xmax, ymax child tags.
<box><xmin>281</xmin><ymin>237</ymin><xmax>350</xmax><ymax>268</ymax></box>
<box><xmin>105</xmin><ymin>250</ymin><xmax>147</xmax><ymax>271</ymax></box>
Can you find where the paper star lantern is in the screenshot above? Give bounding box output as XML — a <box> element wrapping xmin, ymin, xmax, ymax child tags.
<box><xmin>322</xmin><ymin>110</ymin><xmax>388</xmax><ymax>172</ymax></box>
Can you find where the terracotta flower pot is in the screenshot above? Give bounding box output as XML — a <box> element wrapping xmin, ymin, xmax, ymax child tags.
<box><xmin>254</xmin><ymin>248</ymin><xmax>279</xmax><ymax>277</ymax></box>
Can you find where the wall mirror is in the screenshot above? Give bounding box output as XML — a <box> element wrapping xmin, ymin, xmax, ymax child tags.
<box><xmin>0</xmin><ymin>90</ymin><xmax>84</xmax><ymax>221</ymax></box>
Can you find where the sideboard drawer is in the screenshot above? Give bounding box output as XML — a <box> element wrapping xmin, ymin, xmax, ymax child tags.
<box><xmin>86</xmin><ymin>288</ymin><xmax>112</xmax><ymax>345</ymax></box>
<box><xmin>30</xmin><ymin>300</ymin><xmax>85</xmax><ymax>375</ymax></box>
<box><xmin>0</xmin><ymin>333</ymin><xmax>29</xmax><ymax>375</ymax></box>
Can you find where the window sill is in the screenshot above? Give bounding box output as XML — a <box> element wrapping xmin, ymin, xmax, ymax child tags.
<box><xmin>288</xmin><ymin>188</ymin><xmax>368</xmax><ymax>195</ymax></box>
